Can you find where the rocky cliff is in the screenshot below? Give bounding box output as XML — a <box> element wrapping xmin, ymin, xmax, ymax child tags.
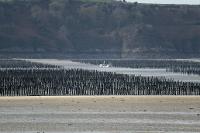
<box><xmin>0</xmin><ymin>0</ymin><xmax>200</xmax><ymax>58</ymax></box>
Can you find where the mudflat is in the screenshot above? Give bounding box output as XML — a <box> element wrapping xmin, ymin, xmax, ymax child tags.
<box><xmin>0</xmin><ymin>96</ymin><xmax>200</xmax><ymax>133</ymax></box>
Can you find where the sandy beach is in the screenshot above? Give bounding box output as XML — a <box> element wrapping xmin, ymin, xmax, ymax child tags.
<box><xmin>0</xmin><ymin>96</ymin><xmax>200</xmax><ymax>133</ymax></box>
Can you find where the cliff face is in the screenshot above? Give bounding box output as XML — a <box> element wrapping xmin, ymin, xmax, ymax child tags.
<box><xmin>0</xmin><ymin>0</ymin><xmax>200</xmax><ymax>58</ymax></box>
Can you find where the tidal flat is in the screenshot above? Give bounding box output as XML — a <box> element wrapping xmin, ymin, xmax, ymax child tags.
<box><xmin>26</xmin><ymin>59</ymin><xmax>200</xmax><ymax>83</ymax></box>
<box><xmin>0</xmin><ymin>96</ymin><xmax>200</xmax><ymax>133</ymax></box>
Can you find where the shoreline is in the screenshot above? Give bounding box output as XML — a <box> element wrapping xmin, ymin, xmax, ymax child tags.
<box><xmin>0</xmin><ymin>95</ymin><xmax>200</xmax><ymax>132</ymax></box>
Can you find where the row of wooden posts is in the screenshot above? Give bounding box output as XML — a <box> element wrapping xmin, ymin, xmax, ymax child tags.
<box><xmin>0</xmin><ymin>69</ymin><xmax>200</xmax><ymax>96</ymax></box>
<box><xmin>0</xmin><ymin>59</ymin><xmax>59</xmax><ymax>68</ymax></box>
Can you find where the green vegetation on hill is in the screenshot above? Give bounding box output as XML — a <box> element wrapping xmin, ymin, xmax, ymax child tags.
<box><xmin>0</xmin><ymin>0</ymin><xmax>199</xmax><ymax>58</ymax></box>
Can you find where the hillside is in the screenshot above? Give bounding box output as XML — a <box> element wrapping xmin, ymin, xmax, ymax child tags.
<box><xmin>0</xmin><ymin>0</ymin><xmax>200</xmax><ymax>58</ymax></box>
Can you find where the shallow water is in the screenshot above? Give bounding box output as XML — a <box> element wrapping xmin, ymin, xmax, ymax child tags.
<box><xmin>26</xmin><ymin>59</ymin><xmax>200</xmax><ymax>83</ymax></box>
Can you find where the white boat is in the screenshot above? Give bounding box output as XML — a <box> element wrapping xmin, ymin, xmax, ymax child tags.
<box><xmin>99</xmin><ymin>64</ymin><xmax>110</xmax><ymax>68</ymax></box>
<box><xmin>99</xmin><ymin>61</ymin><xmax>111</xmax><ymax>68</ymax></box>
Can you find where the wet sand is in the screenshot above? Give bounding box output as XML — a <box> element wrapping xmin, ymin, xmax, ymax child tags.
<box><xmin>0</xmin><ymin>96</ymin><xmax>200</xmax><ymax>133</ymax></box>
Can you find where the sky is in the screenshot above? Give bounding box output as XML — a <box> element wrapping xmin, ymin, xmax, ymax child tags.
<box><xmin>127</xmin><ymin>0</ymin><xmax>200</xmax><ymax>5</ymax></box>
